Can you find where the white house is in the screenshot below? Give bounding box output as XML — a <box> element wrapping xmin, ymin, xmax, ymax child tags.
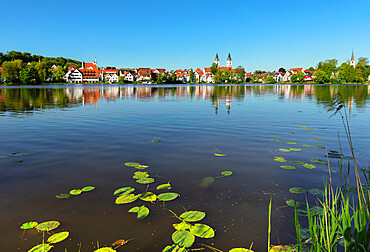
<box><xmin>120</xmin><ymin>71</ymin><xmax>136</xmax><ymax>82</ymax></box>
<box><xmin>273</xmin><ymin>72</ymin><xmax>284</xmax><ymax>82</ymax></box>
<box><xmin>66</xmin><ymin>69</ymin><xmax>83</xmax><ymax>83</ymax></box>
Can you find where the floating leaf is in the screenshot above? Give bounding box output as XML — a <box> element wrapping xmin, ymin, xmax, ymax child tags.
<box><xmin>301</xmin><ymin>228</ymin><xmax>311</xmax><ymax>240</ymax></box>
<box><xmin>172</xmin><ymin>230</ymin><xmax>195</xmax><ymax>248</ymax></box>
<box><xmin>288</xmin><ymin>132</ymin><xmax>295</xmax><ymax>135</ymax></box>
<box><xmin>309</xmin><ymin>159</ymin><xmax>322</xmax><ymax>163</ymax></box>
<box><xmin>309</xmin><ymin>188</ymin><xmax>325</xmax><ymax>197</ymax></box>
<box><xmin>312</xmin><ymin>145</ymin><xmax>325</xmax><ymax>149</ymax></box>
<box><xmin>81</xmin><ymin>186</ymin><xmax>95</xmax><ymax>192</ymax></box>
<box><xmin>297</xmin><ymin>209</ymin><xmax>308</xmax><ymax>216</ymax></box>
<box><xmin>286</xmin><ymin>200</ymin><xmax>301</xmax><ymax>207</ymax></box>
<box><xmin>270</xmin><ymin>139</ymin><xmax>286</xmax><ymax>142</ymax></box>
<box><xmin>317</xmin><ymin>161</ymin><xmax>328</xmax><ymax>166</ymax></box>
<box><xmin>180</xmin><ymin>211</ymin><xmax>205</xmax><ymax>222</ymax></box>
<box><xmin>163</xmin><ymin>244</ymin><xmax>187</xmax><ymax>252</ymax></box>
<box><xmin>139</xmin><ymin>192</ymin><xmax>157</xmax><ymax>202</ymax></box>
<box><xmin>136</xmin><ymin>164</ymin><xmax>149</xmax><ymax>169</ymax></box>
<box><xmin>114</xmin><ymin>187</ymin><xmax>135</xmax><ymax>197</ymax></box>
<box><xmin>112</xmin><ymin>239</ymin><xmax>129</xmax><ymax>247</ymax></box>
<box><xmin>229</xmin><ymin>248</ymin><xmax>254</xmax><ymax>252</ymax></box>
<box><xmin>310</xmin><ymin>206</ymin><xmax>324</xmax><ymax>215</ymax></box>
<box><xmin>20</xmin><ymin>221</ymin><xmax>38</xmax><ymax>229</ymax></box>
<box><xmin>289</xmin><ymin>187</ymin><xmax>306</xmax><ymax>194</ymax></box>
<box><xmin>200</xmin><ymin>177</ymin><xmax>215</xmax><ymax>188</ymax></box>
<box><xmin>136</xmin><ymin>178</ymin><xmax>154</xmax><ymax>184</ymax></box>
<box><xmin>124</xmin><ymin>162</ymin><xmax>140</xmax><ymax>167</ymax></box>
<box><xmin>278</xmin><ymin>148</ymin><xmax>290</xmax><ymax>152</ymax></box>
<box><xmin>28</xmin><ymin>244</ymin><xmax>53</xmax><ymax>252</ymax></box>
<box><xmin>133</xmin><ymin>171</ymin><xmax>149</xmax><ymax>179</ymax></box>
<box><xmin>274</xmin><ymin>157</ymin><xmax>286</xmax><ymax>163</ymax></box>
<box><xmin>12</xmin><ymin>152</ymin><xmax>29</xmax><ymax>156</ymax></box>
<box><xmin>287</xmin><ymin>142</ymin><xmax>297</xmax><ymax>145</ymax></box>
<box><xmin>173</xmin><ymin>221</ymin><xmax>191</xmax><ymax>231</ymax></box>
<box><xmin>313</xmin><ymin>138</ymin><xmax>322</xmax><ymax>140</ymax></box>
<box><xmin>189</xmin><ymin>224</ymin><xmax>215</xmax><ymax>238</ymax></box>
<box><xmin>47</xmin><ymin>231</ymin><xmax>69</xmax><ymax>244</ymax></box>
<box><xmin>115</xmin><ymin>194</ymin><xmax>139</xmax><ymax>204</ymax></box>
<box><xmin>157</xmin><ymin>183</ymin><xmax>171</xmax><ymax>190</ymax></box>
<box><xmin>289</xmin><ymin>148</ymin><xmax>302</xmax><ymax>152</ymax></box>
<box><xmin>298</xmin><ymin>126</ymin><xmax>312</xmax><ymax>130</ymax></box>
<box><xmin>280</xmin><ymin>165</ymin><xmax>296</xmax><ymax>170</ymax></box>
<box><xmin>128</xmin><ymin>205</ymin><xmax>149</xmax><ymax>220</ymax></box>
<box><xmin>221</xmin><ymin>171</ymin><xmax>233</xmax><ymax>176</ymax></box>
<box><xmin>94</xmin><ymin>248</ymin><xmax>116</xmax><ymax>252</ymax></box>
<box><xmin>70</xmin><ymin>189</ymin><xmax>82</xmax><ymax>195</ymax></box>
<box><xmin>214</xmin><ymin>153</ymin><xmax>226</xmax><ymax>157</ymax></box>
<box><xmin>289</xmin><ymin>161</ymin><xmax>305</xmax><ymax>165</ymax></box>
<box><xmin>158</xmin><ymin>193</ymin><xmax>179</xmax><ymax>201</ymax></box>
<box><xmin>151</xmin><ymin>139</ymin><xmax>162</xmax><ymax>143</ymax></box>
<box><xmin>269</xmin><ymin>245</ymin><xmax>293</xmax><ymax>251</ymax></box>
<box><xmin>0</xmin><ymin>156</ymin><xmax>9</xmax><ymax>158</ymax></box>
<box><xmin>303</xmin><ymin>163</ymin><xmax>316</xmax><ymax>169</ymax></box>
<box><xmin>11</xmin><ymin>160</ymin><xmax>23</xmax><ymax>163</ymax></box>
<box><xmin>36</xmin><ymin>221</ymin><xmax>60</xmax><ymax>232</ymax></box>
<box><xmin>56</xmin><ymin>194</ymin><xmax>70</xmax><ymax>199</ymax></box>
<box><xmin>303</xmin><ymin>145</ymin><xmax>311</xmax><ymax>147</ymax></box>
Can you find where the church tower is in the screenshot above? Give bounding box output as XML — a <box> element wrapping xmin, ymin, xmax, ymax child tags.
<box><xmin>214</xmin><ymin>53</ymin><xmax>220</xmax><ymax>67</ymax></box>
<box><xmin>350</xmin><ymin>51</ymin><xmax>355</xmax><ymax>67</ymax></box>
<box><xmin>226</xmin><ymin>53</ymin><xmax>232</xmax><ymax>68</ymax></box>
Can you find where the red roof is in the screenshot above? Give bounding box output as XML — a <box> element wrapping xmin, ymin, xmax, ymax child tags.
<box><xmin>83</xmin><ymin>62</ymin><xmax>98</xmax><ymax>70</ymax></box>
<box><xmin>219</xmin><ymin>67</ymin><xmax>232</xmax><ymax>71</ymax></box>
<box><xmin>68</xmin><ymin>65</ymin><xmax>76</xmax><ymax>71</ymax></box>
<box><xmin>100</xmin><ymin>69</ymin><xmax>118</xmax><ymax>74</ymax></box>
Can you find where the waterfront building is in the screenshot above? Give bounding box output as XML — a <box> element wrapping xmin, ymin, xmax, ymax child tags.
<box><xmin>227</xmin><ymin>53</ymin><xmax>232</xmax><ymax>68</ymax></box>
<box><xmin>136</xmin><ymin>68</ymin><xmax>151</xmax><ymax>81</ymax></box>
<box><xmin>65</xmin><ymin>58</ymin><xmax>99</xmax><ymax>83</ymax></box>
<box><xmin>350</xmin><ymin>51</ymin><xmax>355</xmax><ymax>67</ymax></box>
<box><xmin>100</xmin><ymin>67</ymin><xmax>119</xmax><ymax>83</ymax></box>
<box><xmin>214</xmin><ymin>53</ymin><xmax>220</xmax><ymax>67</ymax></box>
<box><xmin>119</xmin><ymin>70</ymin><xmax>136</xmax><ymax>82</ymax></box>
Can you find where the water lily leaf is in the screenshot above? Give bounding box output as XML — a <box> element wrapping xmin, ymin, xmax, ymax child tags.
<box><xmin>151</xmin><ymin>139</ymin><xmax>162</xmax><ymax>143</ymax></box>
<box><xmin>309</xmin><ymin>159</ymin><xmax>322</xmax><ymax>163</ymax></box>
<box><xmin>214</xmin><ymin>153</ymin><xmax>226</xmax><ymax>157</ymax></box>
<box><xmin>309</xmin><ymin>188</ymin><xmax>325</xmax><ymax>197</ymax></box>
<box><xmin>56</xmin><ymin>194</ymin><xmax>70</xmax><ymax>199</ymax></box>
<box><xmin>133</xmin><ymin>171</ymin><xmax>149</xmax><ymax>179</ymax></box>
<box><xmin>173</xmin><ymin>221</ymin><xmax>191</xmax><ymax>231</ymax></box>
<box><xmin>316</xmin><ymin>161</ymin><xmax>328</xmax><ymax>166</ymax></box>
<box><xmin>229</xmin><ymin>248</ymin><xmax>254</xmax><ymax>252</ymax></box>
<box><xmin>172</xmin><ymin>230</ymin><xmax>195</xmax><ymax>248</ymax></box>
<box><xmin>297</xmin><ymin>209</ymin><xmax>308</xmax><ymax>216</ymax></box>
<box><xmin>288</xmin><ymin>132</ymin><xmax>295</xmax><ymax>135</ymax></box>
<box><xmin>269</xmin><ymin>245</ymin><xmax>293</xmax><ymax>251</ymax></box>
<box><xmin>312</xmin><ymin>145</ymin><xmax>325</xmax><ymax>149</ymax></box>
<box><xmin>70</xmin><ymin>189</ymin><xmax>82</xmax><ymax>195</ymax></box>
<box><xmin>139</xmin><ymin>192</ymin><xmax>157</xmax><ymax>202</ymax></box>
<box><xmin>289</xmin><ymin>161</ymin><xmax>304</xmax><ymax>165</ymax></box>
<box><xmin>179</xmin><ymin>211</ymin><xmax>205</xmax><ymax>222</ymax></box>
<box><xmin>203</xmin><ymin>177</ymin><xmax>215</xmax><ymax>183</ymax></box>
<box><xmin>114</xmin><ymin>187</ymin><xmax>135</xmax><ymax>197</ymax></box>
<box><xmin>136</xmin><ymin>164</ymin><xmax>149</xmax><ymax>169</ymax></box>
<box><xmin>270</xmin><ymin>139</ymin><xmax>286</xmax><ymax>142</ymax></box>
<box><xmin>158</xmin><ymin>193</ymin><xmax>179</xmax><ymax>201</ymax></box>
<box><xmin>289</xmin><ymin>187</ymin><xmax>306</xmax><ymax>194</ymax></box>
<box><xmin>313</xmin><ymin>138</ymin><xmax>322</xmax><ymax>140</ymax></box>
<box><xmin>287</xmin><ymin>142</ymin><xmax>297</xmax><ymax>145</ymax></box>
<box><xmin>301</xmin><ymin>228</ymin><xmax>311</xmax><ymax>240</ymax></box>
<box><xmin>302</xmin><ymin>145</ymin><xmax>311</xmax><ymax>147</ymax></box>
<box><xmin>280</xmin><ymin>165</ymin><xmax>296</xmax><ymax>170</ymax></box>
<box><xmin>274</xmin><ymin>157</ymin><xmax>286</xmax><ymax>163</ymax></box>
<box><xmin>128</xmin><ymin>205</ymin><xmax>149</xmax><ymax>220</ymax></box>
<box><xmin>124</xmin><ymin>162</ymin><xmax>140</xmax><ymax>167</ymax></box>
<box><xmin>0</xmin><ymin>156</ymin><xmax>9</xmax><ymax>158</ymax></box>
<box><xmin>286</xmin><ymin>200</ymin><xmax>301</xmax><ymax>207</ymax></box>
<box><xmin>136</xmin><ymin>178</ymin><xmax>154</xmax><ymax>184</ymax></box>
<box><xmin>310</xmin><ymin>206</ymin><xmax>324</xmax><ymax>215</ymax></box>
<box><xmin>163</xmin><ymin>244</ymin><xmax>187</xmax><ymax>252</ymax></box>
<box><xmin>303</xmin><ymin>163</ymin><xmax>316</xmax><ymax>169</ymax></box>
<box><xmin>221</xmin><ymin>171</ymin><xmax>233</xmax><ymax>176</ymax></box>
<box><xmin>28</xmin><ymin>244</ymin><xmax>53</xmax><ymax>252</ymax></box>
<box><xmin>112</xmin><ymin>239</ymin><xmax>129</xmax><ymax>247</ymax></box>
<box><xmin>189</xmin><ymin>223</ymin><xmax>215</xmax><ymax>238</ymax></box>
<box><xmin>115</xmin><ymin>194</ymin><xmax>139</xmax><ymax>204</ymax></box>
<box><xmin>157</xmin><ymin>183</ymin><xmax>171</xmax><ymax>190</ymax></box>
<box><xmin>47</xmin><ymin>231</ymin><xmax>69</xmax><ymax>244</ymax></box>
<box><xmin>20</xmin><ymin>221</ymin><xmax>38</xmax><ymax>229</ymax></box>
<box><xmin>11</xmin><ymin>160</ymin><xmax>24</xmax><ymax>163</ymax></box>
<box><xmin>289</xmin><ymin>148</ymin><xmax>302</xmax><ymax>152</ymax></box>
<box><xmin>81</xmin><ymin>186</ymin><xmax>95</xmax><ymax>192</ymax></box>
<box><xmin>298</xmin><ymin>126</ymin><xmax>312</xmax><ymax>130</ymax></box>
<box><xmin>36</xmin><ymin>221</ymin><xmax>60</xmax><ymax>232</ymax></box>
<box><xmin>12</xmin><ymin>152</ymin><xmax>29</xmax><ymax>156</ymax></box>
<box><xmin>94</xmin><ymin>248</ymin><xmax>116</xmax><ymax>252</ymax></box>
<box><xmin>278</xmin><ymin>148</ymin><xmax>290</xmax><ymax>152</ymax></box>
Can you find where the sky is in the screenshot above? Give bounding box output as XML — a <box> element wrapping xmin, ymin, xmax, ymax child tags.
<box><xmin>1</xmin><ymin>0</ymin><xmax>370</xmax><ymax>72</ymax></box>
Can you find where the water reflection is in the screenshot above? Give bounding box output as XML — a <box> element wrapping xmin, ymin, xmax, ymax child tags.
<box><xmin>0</xmin><ymin>84</ymin><xmax>369</xmax><ymax>115</ymax></box>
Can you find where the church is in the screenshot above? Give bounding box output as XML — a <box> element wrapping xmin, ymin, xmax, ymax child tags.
<box><xmin>214</xmin><ymin>53</ymin><xmax>233</xmax><ymax>69</ymax></box>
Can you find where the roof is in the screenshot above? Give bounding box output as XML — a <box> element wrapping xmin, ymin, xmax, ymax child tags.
<box><xmin>79</xmin><ymin>68</ymin><xmax>99</xmax><ymax>78</ymax></box>
<box><xmin>83</xmin><ymin>63</ymin><xmax>98</xmax><ymax>70</ymax></box>
<box><xmin>219</xmin><ymin>67</ymin><xmax>232</xmax><ymax>71</ymax></box>
<box><xmin>100</xmin><ymin>69</ymin><xmax>118</xmax><ymax>74</ymax></box>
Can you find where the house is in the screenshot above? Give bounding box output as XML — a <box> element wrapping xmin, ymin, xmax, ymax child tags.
<box><xmin>282</xmin><ymin>71</ymin><xmax>292</xmax><ymax>82</ymax></box>
<box><xmin>100</xmin><ymin>67</ymin><xmax>119</xmax><ymax>83</ymax></box>
<box><xmin>65</xmin><ymin>58</ymin><xmax>100</xmax><ymax>83</ymax></box>
<box><xmin>194</xmin><ymin>68</ymin><xmax>206</xmax><ymax>82</ymax></box>
<box><xmin>290</xmin><ymin>68</ymin><xmax>305</xmax><ymax>74</ymax></box>
<box><xmin>273</xmin><ymin>72</ymin><xmax>284</xmax><ymax>82</ymax></box>
<box><xmin>136</xmin><ymin>68</ymin><xmax>152</xmax><ymax>81</ymax></box>
<box><xmin>120</xmin><ymin>70</ymin><xmax>136</xmax><ymax>82</ymax></box>
<box><xmin>304</xmin><ymin>76</ymin><xmax>314</xmax><ymax>82</ymax></box>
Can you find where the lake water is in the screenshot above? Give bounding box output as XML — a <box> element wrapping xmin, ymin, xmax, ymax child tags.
<box><xmin>0</xmin><ymin>84</ymin><xmax>369</xmax><ymax>252</ymax></box>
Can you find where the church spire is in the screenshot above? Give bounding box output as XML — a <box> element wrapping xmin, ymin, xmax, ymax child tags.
<box><xmin>214</xmin><ymin>53</ymin><xmax>220</xmax><ymax>67</ymax></box>
<box><xmin>226</xmin><ymin>53</ymin><xmax>232</xmax><ymax>68</ymax></box>
<box><xmin>350</xmin><ymin>50</ymin><xmax>355</xmax><ymax>67</ymax></box>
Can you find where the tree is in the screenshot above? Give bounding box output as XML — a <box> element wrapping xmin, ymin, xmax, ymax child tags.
<box><xmin>189</xmin><ymin>69</ymin><xmax>194</xmax><ymax>83</ymax></box>
<box><xmin>314</xmin><ymin>70</ymin><xmax>329</xmax><ymax>84</ymax></box>
<box><xmin>21</xmin><ymin>65</ymin><xmax>38</xmax><ymax>84</ymax></box>
<box><xmin>210</xmin><ymin>63</ymin><xmax>219</xmax><ymax>75</ymax></box>
<box><xmin>2</xmin><ymin>60</ymin><xmax>23</xmax><ymax>83</ymax></box>
<box><xmin>338</xmin><ymin>63</ymin><xmax>355</xmax><ymax>83</ymax></box>
<box><xmin>251</xmin><ymin>74</ymin><xmax>260</xmax><ymax>83</ymax></box>
<box><xmin>265</xmin><ymin>76</ymin><xmax>276</xmax><ymax>84</ymax></box>
<box><xmin>355</xmin><ymin>57</ymin><xmax>368</xmax><ymax>82</ymax></box>
<box><xmin>235</xmin><ymin>66</ymin><xmax>246</xmax><ymax>83</ymax></box>
<box><xmin>35</xmin><ymin>62</ymin><xmax>49</xmax><ymax>82</ymax></box>
<box><xmin>317</xmin><ymin>59</ymin><xmax>338</xmax><ymax>78</ymax></box>
<box><xmin>355</xmin><ymin>68</ymin><xmax>364</xmax><ymax>83</ymax></box>
<box><xmin>291</xmin><ymin>72</ymin><xmax>305</xmax><ymax>83</ymax></box>
<box><xmin>52</xmin><ymin>65</ymin><xmax>65</xmax><ymax>82</ymax></box>
<box><xmin>308</xmin><ymin>67</ymin><xmax>315</xmax><ymax>71</ymax></box>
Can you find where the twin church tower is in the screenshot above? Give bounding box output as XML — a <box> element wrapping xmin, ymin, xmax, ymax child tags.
<box><xmin>214</xmin><ymin>53</ymin><xmax>232</xmax><ymax>68</ymax></box>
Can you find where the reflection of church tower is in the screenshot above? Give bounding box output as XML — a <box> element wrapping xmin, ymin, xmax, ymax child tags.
<box><xmin>350</xmin><ymin>51</ymin><xmax>355</xmax><ymax>67</ymax></box>
<box><xmin>226</xmin><ymin>96</ymin><xmax>231</xmax><ymax>114</ymax></box>
<box><xmin>227</xmin><ymin>53</ymin><xmax>232</xmax><ymax>68</ymax></box>
<box><xmin>214</xmin><ymin>53</ymin><xmax>220</xmax><ymax>67</ymax></box>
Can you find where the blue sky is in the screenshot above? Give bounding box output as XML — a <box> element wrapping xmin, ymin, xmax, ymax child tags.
<box><xmin>1</xmin><ymin>0</ymin><xmax>370</xmax><ymax>71</ymax></box>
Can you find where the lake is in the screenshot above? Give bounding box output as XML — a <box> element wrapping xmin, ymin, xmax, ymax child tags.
<box><xmin>0</xmin><ymin>84</ymin><xmax>369</xmax><ymax>252</ymax></box>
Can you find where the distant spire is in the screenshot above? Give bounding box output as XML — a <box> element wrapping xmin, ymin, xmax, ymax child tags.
<box><xmin>215</xmin><ymin>53</ymin><xmax>219</xmax><ymax>61</ymax></box>
<box><xmin>351</xmin><ymin>51</ymin><xmax>354</xmax><ymax>61</ymax></box>
<box><xmin>350</xmin><ymin>50</ymin><xmax>355</xmax><ymax>67</ymax></box>
<box><xmin>227</xmin><ymin>53</ymin><xmax>231</xmax><ymax>61</ymax></box>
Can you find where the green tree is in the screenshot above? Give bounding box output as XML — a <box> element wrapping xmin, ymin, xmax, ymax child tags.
<box><xmin>35</xmin><ymin>62</ymin><xmax>49</xmax><ymax>82</ymax></box>
<box><xmin>210</xmin><ymin>63</ymin><xmax>219</xmax><ymax>75</ymax></box>
<box><xmin>317</xmin><ymin>59</ymin><xmax>338</xmax><ymax>77</ymax></box>
<box><xmin>338</xmin><ymin>63</ymin><xmax>356</xmax><ymax>83</ymax></box>
<box><xmin>291</xmin><ymin>72</ymin><xmax>305</xmax><ymax>83</ymax></box>
<box><xmin>314</xmin><ymin>70</ymin><xmax>329</xmax><ymax>84</ymax></box>
<box><xmin>308</xmin><ymin>67</ymin><xmax>315</xmax><ymax>71</ymax></box>
<box><xmin>21</xmin><ymin>65</ymin><xmax>38</xmax><ymax>84</ymax></box>
<box><xmin>235</xmin><ymin>66</ymin><xmax>246</xmax><ymax>83</ymax></box>
<box><xmin>2</xmin><ymin>60</ymin><xmax>23</xmax><ymax>84</ymax></box>
<box><xmin>251</xmin><ymin>74</ymin><xmax>260</xmax><ymax>83</ymax></box>
<box><xmin>189</xmin><ymin>69</ymin><xmax>194</xmax><ymax>83</ymax></box>
<box><xmin>52</xmin><ymin>65</ymin><xmax>66</xmax><ymax>82</ymax></box>
<box><xmin>265</xmin><ymin>76</ymin><xmax>276</xmax><ymax>84</ymax></box>
<box><xmin>355</xmin><ymin>68</ymin><xmax>364</xmax><ymax>83</ymax></box>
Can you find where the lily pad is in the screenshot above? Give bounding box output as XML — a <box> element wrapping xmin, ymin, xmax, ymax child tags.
<box><xmin>221</xmin><ymin>171</ymin><xmax>233</xmax><ymax>176</ymax></box>
<box><xmin>11</xmin><ymin>160</ymin><xmax>24</xmax><ymax>163</ymax></box>
<box><xmin>94</xmin><ymin>248</ymin><xmax>116</xmax><ymax>252</ymax></box>
<box><xmin>289</xmin><ymin>148</ymin><xmax>302</xmax><ymax>152</ymax></box>
<box><xmin>56</xmin><ymin>194</ymin><xmax>70</xmax><ymax>199</ymax></box>
<box><xmin>317</xmin><ymin>161</ymin><xmax>328</xmax><ymax>166</ymax></box>
<box><xmin>139</xmin><ymin>192</ymin><xmax>157</xmax><ymax>202</ymax></box>
<box><xmin>312</xmin><ymin>145</ymin><xmax>325</xmax><ymax>149</ymax></box>
<box><xmin>81</xmin><ymin>186</ymin><xmax>95</xmax><ymax>192</ymax></box>
<box><xmin>269</xmin><ymin>245</ymin><xmax>293</xmax><ymax>251</ymax></box>
<box><xmin>297</xmin><ymin>209</ymin><xmax>308</xmax><ymax>216</ymax></box>
<box><xmin>309</xmin><ymin>188</ymin><xmax>325</xmax><ymax>197</ymax></box>
<box><xmin>158</xmin><ymin>193</ymin><xmax>179</xmax><ymax>201</ymax></box>
<box><xmin>303</xmin><ymin>145</ymin><xmax>311</xmax><ymax>147</ymax></box>
<box><xmin>128</xmin><ymin>205</ymin><xmax>149</xmax><ymax>220</ymax></box>
<box><xmin>124</xmin><ymin>162</ymin><xmax>140</xmax><ymax>167</ymax></box>
<box><xmin>289</xmin><ymin>187</ymin><xmax>306</xmax><ymax>194</ymax></box>
<box><xmin>287</xmin><ymin>142</ymin><xmax>297</xmax><ymax>145</ymax></box>
<box><xmin>286</xmin><ymin>200</ymin><xmax>301</xmax><ymax>207</ymax></box>
<box><xmin>136</xmin><ymin>178</ymin><xmax>154</xmax><ymax>184</ymax></box>
<box><xmin>173</xmin><ymin>221</ymin><xmax>191</xmax><ymax>231</ymax></box>
<box><xmin>0</xmin><ymin>156</ymin><xmax>9</xmax><ymax>158</ymax></box>
<box><xmin>47</xmin><ymin>231</ymin><xmax>69</xmax><ymax>244</ymax></box>
<box><xmin>303</xmin><ymin>163</ymin><xmax>316</xmax><ymax>169</ymax></box>
<box><xmin>12</xmin><ymin>152</ymin><xmax>29</xmax><ymax>156</ymax></box>
<box><xmin>133</xmin><ymin>171</ymin><xmax>149</xmax><ymax>179</ymax></box>
<box><xmin>313</xmin><ymin>138</ymin><xmax>322</xmax><ymax>140</ymax></box>
<box><xmin>214</xmin><ymin>153</ymin><xmax>226</xmax><ymax>157</ymax></box>
<box><xmin>301</xmin><ymin>228</ymin><xmax>311</xmax><ymax>240</ymax></box>
<box><xmin>163</xmin><ymin>244</ymin><xmax>187</xmax><ymax>252</ymax></box>
<box><xmin>136</xmin><ymin>164</ymin><xmax>149</xmax><ymax>169</ymax></box>
<box><xmin>115</xmin><ymin>194</ymin><xmax>139</xmax><ymax>204</ymax></box>
<box><xmin>229</xmin><ymin>249</ymin><xmax>254</xmax><ymax>252</ymax></box>
<box><xmin>20</xmin><ymin>221</ymin><xmax>38</xmax><ymax>229</ymax></box>
<box><xmin>70</xmin><ymin>189</ymin><xmax>82</xmax><ymax>195</ymax></box>
<box><xmin>114</xmin><ymin>187</ymin><xmax>135</xmax><ymax>197</ymax></box>
<box><xmin>28</xmin><ymin>244</ymin><xmax>53</xmax><ymax>252</ymax></box>
<box><xmin>36</xmin><ymin>221</ymin><xmax>60</xmax><ymax>232</ymax></box>
<box><xmin>310</xmin><ymin>159</ymin><xmax>322</xmax><ymax>163</ymax></box>
<box><xmin>189</xmin><ymin>223</ymin><xmax>215</xmax><ymax>238</ymax></box>
<box><xmin>274</xmin><ymin>157</ymin><xmax>286</xmax><ymax>163</ymax></box>
<box><xmin>310</xmin><ymin>206</ymin><xmax>324</xmax><ymax>215</ymax></box>
<box><xmin>270</xmin><ymin>139</ymin><xmax>286</xmax><ymax>142</ymax></box>
<box><xmin>298</xmin><ymin>126</ymin><xmax>312</xmax><ymax>130</ymax></box>
<box><xmin>278</xmin><ymin>148</ymin><xmax>290</xmax><ymax>152</ymax></box>
<box><xmin>180</xmin><ymin>211</ymin><xmax>205</xmax><ymax>222</ymax></box>
<box><xmin>280</xmin><ymin>165</ymin><xmax>296</xmax><ymax>170</ymax></box>
<box><xmin>151</xmin><ymin>139</ymin><xmax>162</xmax><ymax>143</ymax></box>
<box><xmin>289</xmin><ymin>161</ymin><xmax>304</xmax><ymax>165</ymax></box>
<box><xmin>172</xmin><ymin>230</ymin><xmax>195</xmax><ymax>248</ymax></box>
<box><xmin>157</xmin><ymin>183</ymin><xmax>171</xmax><ymax>190</ymax></box>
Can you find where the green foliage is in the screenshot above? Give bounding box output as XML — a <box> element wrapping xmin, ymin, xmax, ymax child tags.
<box><xmin>21</xmin><ymin>64</ymin><xmax>39</xmax><ymax>84</ymax></box>
<box><xmin>235</xmin><ymin>66</ymin><xmax>246</xmax><ymax>83</ymax></box>
<box><xmin>317</xmin><ymin>59</ymin><xmax>338</xmax><ymax>77</ymax></box>
<box><xmin>291</xmin><ymin>72</ymin><xmax>305</xmax><ymax>83</ymax></box>
<box><xmin>338</xmin><ymin>63</ymin><xmax>356</xmax><ymax>83</ymax></box>
<box><xmin>128</xmin><ymin>205</ymin><xmax>150</xmax><ymax>220</ymax></box>
<box><xmin>210</xmin><ymin>63</ymin><xmax>219</xmax><ymax>75</ymax></box>
<box><xmin>265</xmin><ymin>76</ymin><xmax>276</xmax><ymax>84</ymax></box>
<box><xmin>2</xmin><ymin>59</ymin><xmax>23</xmax><ymax>83</ymax></box>
<box><xmin>314</xmin><ymin>70</ymin><xmax>330</xmax><ymax>83</ymax></box>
